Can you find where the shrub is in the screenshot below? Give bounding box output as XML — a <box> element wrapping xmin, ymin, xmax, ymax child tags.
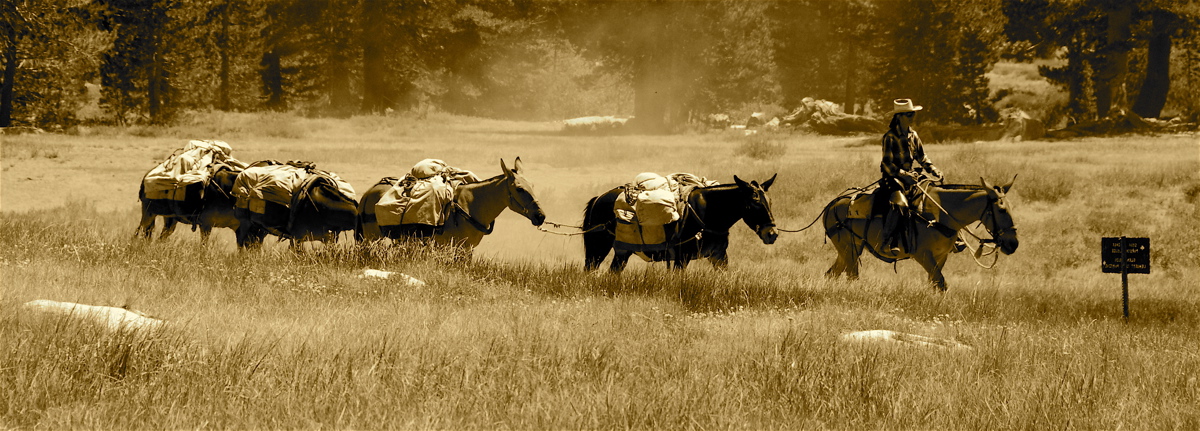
<box><xmin>735</xmin><ymin>134</ymin><xmax>787</xmax><ymax>160</ymax></box>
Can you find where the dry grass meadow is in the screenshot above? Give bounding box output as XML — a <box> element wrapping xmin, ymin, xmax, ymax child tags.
<box><xmin>2</xmin><ymin>112</ymin><xmax>1199</xmax><ymax>429</ymax></box>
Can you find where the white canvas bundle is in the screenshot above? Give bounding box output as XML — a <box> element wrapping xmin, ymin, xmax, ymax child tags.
<box><xmin>143</xmin><ymin>140</ymin><xmax>236</xmax><ymax>200</ymax></box>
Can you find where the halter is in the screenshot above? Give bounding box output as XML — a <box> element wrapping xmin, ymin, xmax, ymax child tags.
<box><xmin>679</xmin><ymin>184</ymin><xmax>775</xmax><ymax>243</ymax></box>
<box><xmin>505</xmin><ymin>176</ymin><xmax>538</xmax><ymax>220</ymax></box>
<box><xmin>978</xmin><ymin>195</ymin><xmax>1017</xmax><ymax>244</ymax></box>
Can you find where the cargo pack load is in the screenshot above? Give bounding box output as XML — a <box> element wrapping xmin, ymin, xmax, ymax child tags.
<box><xmin>232</xmin><ymin>161</ymin><xmax>357</xmax><ymax>235</ymax></box>
<box><xmin>374</xmin><ymin>159</ymin><xmax>480</xmax><ymax>228</ymax></box>
<box><xmin>613</xmin><ymin>172</ymin><xmax>717</xmax><ymax>258</ymax></box>
<box><xmin>142</xmin><ymin>140</ymin><xmax>245</xmax><ymax>203</ymax></box>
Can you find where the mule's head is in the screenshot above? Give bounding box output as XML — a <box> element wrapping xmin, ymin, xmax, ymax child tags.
<box><xmin>734</xmin><ymin>173</ymin><xmax>778</xmax><ymax>244</ymax></box>
<box><xmin>501</xmin><ymin>157</ymin><xmax>546</xmax><ymax>226</ymax></box>
<box><xmin>981</xmin><ymin>176</ymin><xmax>1018</xmax><ymax>255</ymax></box>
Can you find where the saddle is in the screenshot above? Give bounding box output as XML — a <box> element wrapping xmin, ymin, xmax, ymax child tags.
<box><xmin>843</xmin><ymin>179</ymin><xmax>941</xmax><ymax>223</ymax></box>
<box><xmin>374</xmin><ymin>159</ymin><xmax>479</xmax><ymax>229</ymax></box>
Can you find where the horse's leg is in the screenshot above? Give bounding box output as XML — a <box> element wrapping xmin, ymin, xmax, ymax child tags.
<box><xmin>236</xmin><ymin>223</ymin><xmax>264</xmax><ymax>250</ymax></box>
<box><xmin>609</xmin><ymin>250</ymin><xmax>633</xmax><ymax>273</ymax></box>
<box><xmin>583</xmin><ymin>231</ymin><xmax>615</xmax><ymax>271</ymax></box>
<box><xmin>826</xmin><ymin>227</ymin><xmax>860</xmax><ymax>280</ymax></box>
<box><xmin>707</xmin><ymin>248</ymin><xmax>729</xmax><ymax>270</ymax></box>
<box><xmin>137</xmin><ymin>211</ymin><xmax>156</xmax><ymax>240</ymax></box>
<box><xmin>916</xmin><ymin>250</ymin><xmax>950</xmax><ymax>292</ymax></box>
<box><xmin>159</xmin><ymin>217</ymin><xmax>179</xmax><ymax>240</ymax></box>
<box><xmin>199</xmin><ymin>224</ymin><xmax>213</xmax><ymax>244</ymax></box>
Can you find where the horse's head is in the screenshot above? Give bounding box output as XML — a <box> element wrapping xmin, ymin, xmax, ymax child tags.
<box><xmin>981</xmin><ymin>176</ymin><xmax>1018</xmax><ymax>255</ymax></box>
<box><xmin>501</xmin><ymin>157</ymin><xmax>546</xmax><ymax>226</ymax></box>
<box><xmin>733</xmin><ymin>173</ymin><xmax>778</xmax><ymax>244</ymax></box>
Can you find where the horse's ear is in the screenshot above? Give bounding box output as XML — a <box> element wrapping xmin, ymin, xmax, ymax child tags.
<box><xmin>734</xmin><ymin>175</ymin><xmax>750</xmax><ymax>189</ymax></box>
<box><xmin>500</xmin><ymin>158</ymin><xmax>513</xmax><ymax>177</ymax></box>
<box><xmin>1001</xmin><ymin>174</ymin><xmax>1017</xmax><ymax>193</ymax></box>
<box><xmin>761</xmin><ymin>173</ymin><xmax>777</xmax><ymax>191</ymax></box>
<box><xmin>980</xmin><ymin>177</ymin><xmax>993</xmax><ymax>191</ymax></box>
<box><xmin>512</xmin><ymin>157</ymin><xmax>524</xmax><ymax>173</ymax></box>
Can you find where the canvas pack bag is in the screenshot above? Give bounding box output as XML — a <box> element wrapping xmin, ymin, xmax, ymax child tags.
<box><xmin>374</xmin><ymin>159</ymin><xmax>478</xmax><ymax>228</ymax></box>
<box><xmin>143</xmin><ymin>140</ymin><xmax>239</xmax><ymax>201</ymax></box>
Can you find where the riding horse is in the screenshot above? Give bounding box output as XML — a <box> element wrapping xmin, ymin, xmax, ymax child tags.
<box><xmin>137</xmin><ymin>163</ymin><xmax>241</xmax><ymax>242</ymax></box>
<box><xmin>823</xmin><ymin>177</ymin><xmax>1019</xmax><ymax>291</ymax></box>
<box><xmin>355</xmin><ymin>158</ymin><xmax>547</xmax><ymax>257</ymax></box>
<box><xmin>582</xmin><ymin>174</ymin><xmax>779</xmax><ymax>272</ymax></box>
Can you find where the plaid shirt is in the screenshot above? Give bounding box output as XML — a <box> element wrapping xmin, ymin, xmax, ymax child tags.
<box><xmin>880</xmin><ymin>127</ymin><xmax>937</xmax><ymax>180</ymax></box>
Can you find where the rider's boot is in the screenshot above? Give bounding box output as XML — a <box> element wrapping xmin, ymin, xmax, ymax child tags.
<box><xmin>953</xmin><ymin>237</ymin><xmax>968</xmax><ymax>253</ymax></box>
<box><xmin>881</xmin><ymin>209</ymin><xmax>903</xmax><ymax>255</ymax></box>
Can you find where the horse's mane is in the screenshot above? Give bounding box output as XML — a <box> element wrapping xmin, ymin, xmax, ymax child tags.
<box><xmin>934</xmin><ymin>184</ymin><xmax>987</xmax><ymax>191</ymax></box>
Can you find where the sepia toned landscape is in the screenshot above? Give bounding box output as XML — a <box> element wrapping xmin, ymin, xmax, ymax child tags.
<box><xmin>3</xmin><ymin>111</ymin><xmax>1197</xmax><ymax>429</ymax></box>
<box><xmin>5</xmin><ymin>0</ymin><xmax>1200</xmax><ymax>429</ymax></box>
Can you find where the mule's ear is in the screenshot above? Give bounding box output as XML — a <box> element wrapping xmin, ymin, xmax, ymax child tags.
<box><xmin>980</xmin><ymin>177</ymin><xmax>994</xmax><ymax>191</ymax></box>
<box><xmin>734</xmin><ymin>175</ymin><xmax>750</xmax><ymax>188</ymax></box>
<box><xmin>500</xmin><ymin>158</ymin><xmax>513</xmax><ymax>177</ymax></box>
<box><xmin>1000</xmin><ymin>174</ymin><xmax>1017</xmax><ymax>193</ymax></box>
<box><xmin>513</xmin><ymin>157</ymin><xmax>524</xmax><ymax>173</ymax></box>
<box><xmin>761</xmin><ymin>173</ymin><xmax>777</xmax><ymax>191</ymax></box>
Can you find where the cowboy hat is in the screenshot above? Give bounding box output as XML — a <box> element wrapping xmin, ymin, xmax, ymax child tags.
<box><xmin>887</xmin><ymin>99</ymin><xmax>923</xmax><ymax>115</ymax></box>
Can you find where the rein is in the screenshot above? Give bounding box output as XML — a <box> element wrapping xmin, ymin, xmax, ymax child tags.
<box><xmin>912</xmin><ymin>182</ymin><xmax>1014</xmax><ymax>269</ymax></box>
<box><xmin>776</xmin><ymin>180</ymin><xmax>881</xmax><ymax>234</ymax></box>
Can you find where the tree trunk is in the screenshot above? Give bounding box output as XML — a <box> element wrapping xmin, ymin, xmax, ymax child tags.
<box><xmin>1</xmin><ymin>33</ymin><xmax>16</xmax><ymax>127</ymax></box>
<box><xmin>360</xmin><ymin>0</ymin><xmax>391</xmax><ymax>113</ymax></box>
<box><xmin>260</xmin><ymin>49</ymin><xmax>285</xmax><ymax>111</ymax></box>
<box><xmin>148</xmin><ymin>49</ymin><xmax>162</xmax><ymax>122</ymax></box>
<box><xmin>216</xmin><ymin>2</ymin><xmax>232</xmax><ymax>111</ymax></box>
<box><xmin>1094</xmin><ymin>2</ymin><xmax>1133</xmax><ymax>118</ymax></box>
<box><xmin>1132</xmin><ymin>10</ymin><xmax>1174</xmax><ymax>118</ymax></box>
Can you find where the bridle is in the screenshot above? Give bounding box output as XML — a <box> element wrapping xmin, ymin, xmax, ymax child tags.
<box><xmin>978</xmin><ymin>194</ymin><xmax>1016</xmax><ymax>245</ymax></box>
<box><xmin>744</xmin><ymin>186</ymin><xmax>777</xmax><ymax>238</ymax></box>
<box><xmin>506</xmin><ymin>177</ymin><xmax>533</xmax><ymax>217</ymax></box>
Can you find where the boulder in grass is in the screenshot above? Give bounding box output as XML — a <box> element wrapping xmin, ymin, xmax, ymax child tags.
<box><xmin>22</xmin><ymin>300</ymin><xmax>165</xmax><ymax>332</ymax></box>
<box><xmin>840</xmin><ymin>329</ymin><xmax>972</xmax><ymax>350</ymax></box>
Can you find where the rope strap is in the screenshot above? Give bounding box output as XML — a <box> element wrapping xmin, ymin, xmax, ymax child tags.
<box><xmin>535</xmin><ymin>221</ymin><xmax>607</xmax><ymax>236</ymax></box>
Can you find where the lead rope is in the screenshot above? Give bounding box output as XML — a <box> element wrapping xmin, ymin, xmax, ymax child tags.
<box><xmin>959</xmin><ymin>222</ymin><xmax>1001</xmax><ymax>269</ymax></box>
<box><xmin>535</xmin><ymin>221</ymin><xmax>608</xmax><ymax>236</ymax></box>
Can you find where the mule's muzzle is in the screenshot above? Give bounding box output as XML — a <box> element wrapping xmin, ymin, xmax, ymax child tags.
<box><xmin>758</xmin><ymin>225</ymin><xmax>779</xmax><ymax>245</ymax></box>
<box><xmin>1000</xmin><ymin>238</ymin><xmax>1018</xmax><ymax>255</ymax></box>
<box><xmin>529</xmin><ymin>211</ymin><xmax>546</xmax><ymax>226</ymax></box>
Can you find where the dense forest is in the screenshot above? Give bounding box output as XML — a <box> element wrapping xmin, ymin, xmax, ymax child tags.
<box><xmin>2</xmin><ymin>0</ymin><xmax>1198</xmax><ymax>132</ymax></box>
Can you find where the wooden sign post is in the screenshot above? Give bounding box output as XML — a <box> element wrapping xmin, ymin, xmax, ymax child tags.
<box><xmin>1102</xmin><ymin>237</ymin><xmax>1150</xmax><ymax>320</ymax></box>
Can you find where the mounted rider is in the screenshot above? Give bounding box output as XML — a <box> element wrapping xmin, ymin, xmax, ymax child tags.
<box><xmin>879</xmin><ymin>99</ymin><xmax>943</xmax><ymax>254</ymax></box>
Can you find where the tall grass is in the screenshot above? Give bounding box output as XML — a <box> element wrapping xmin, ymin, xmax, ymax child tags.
<box><xmin>2</xmin><ymin>116</ymin><xmax>1199</xmax><ymax>429</ymax></box>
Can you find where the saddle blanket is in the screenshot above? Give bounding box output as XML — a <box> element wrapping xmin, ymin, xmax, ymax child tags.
<box><xmin>143</xmin><ymin>140</ymin><xmax>242</xmax><ymax>201</ymax></box>
<box><xmin>375</xmin><ymin>159</ymin><xmax>479</xmax><ymax>227</ymax></box>
<box><xmin>234</xmin><ymin>162</ymin><xmax>356</xmax><ymax>214</ymax></box>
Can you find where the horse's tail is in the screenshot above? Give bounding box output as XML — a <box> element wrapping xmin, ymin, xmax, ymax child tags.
<box><xmin>583</xmin><ymin>196</ymin><xmax>599</xmax><ymax>227</ymax></box>
<box><xmin>582</xmin><ymin>192</ymin><xmax>619</xmax><ymax>271</ymax></box>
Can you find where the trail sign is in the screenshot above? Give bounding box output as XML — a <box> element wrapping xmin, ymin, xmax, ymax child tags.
<box><xmin>1102</xmin><ymin>237</ymin><xmax>1150</xmax><ymax>274</ymax></box>
<box><xmin>1101</xmin><ymin>236</ymin><xmax>1150</xmax><ymax>321</ymax></box>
